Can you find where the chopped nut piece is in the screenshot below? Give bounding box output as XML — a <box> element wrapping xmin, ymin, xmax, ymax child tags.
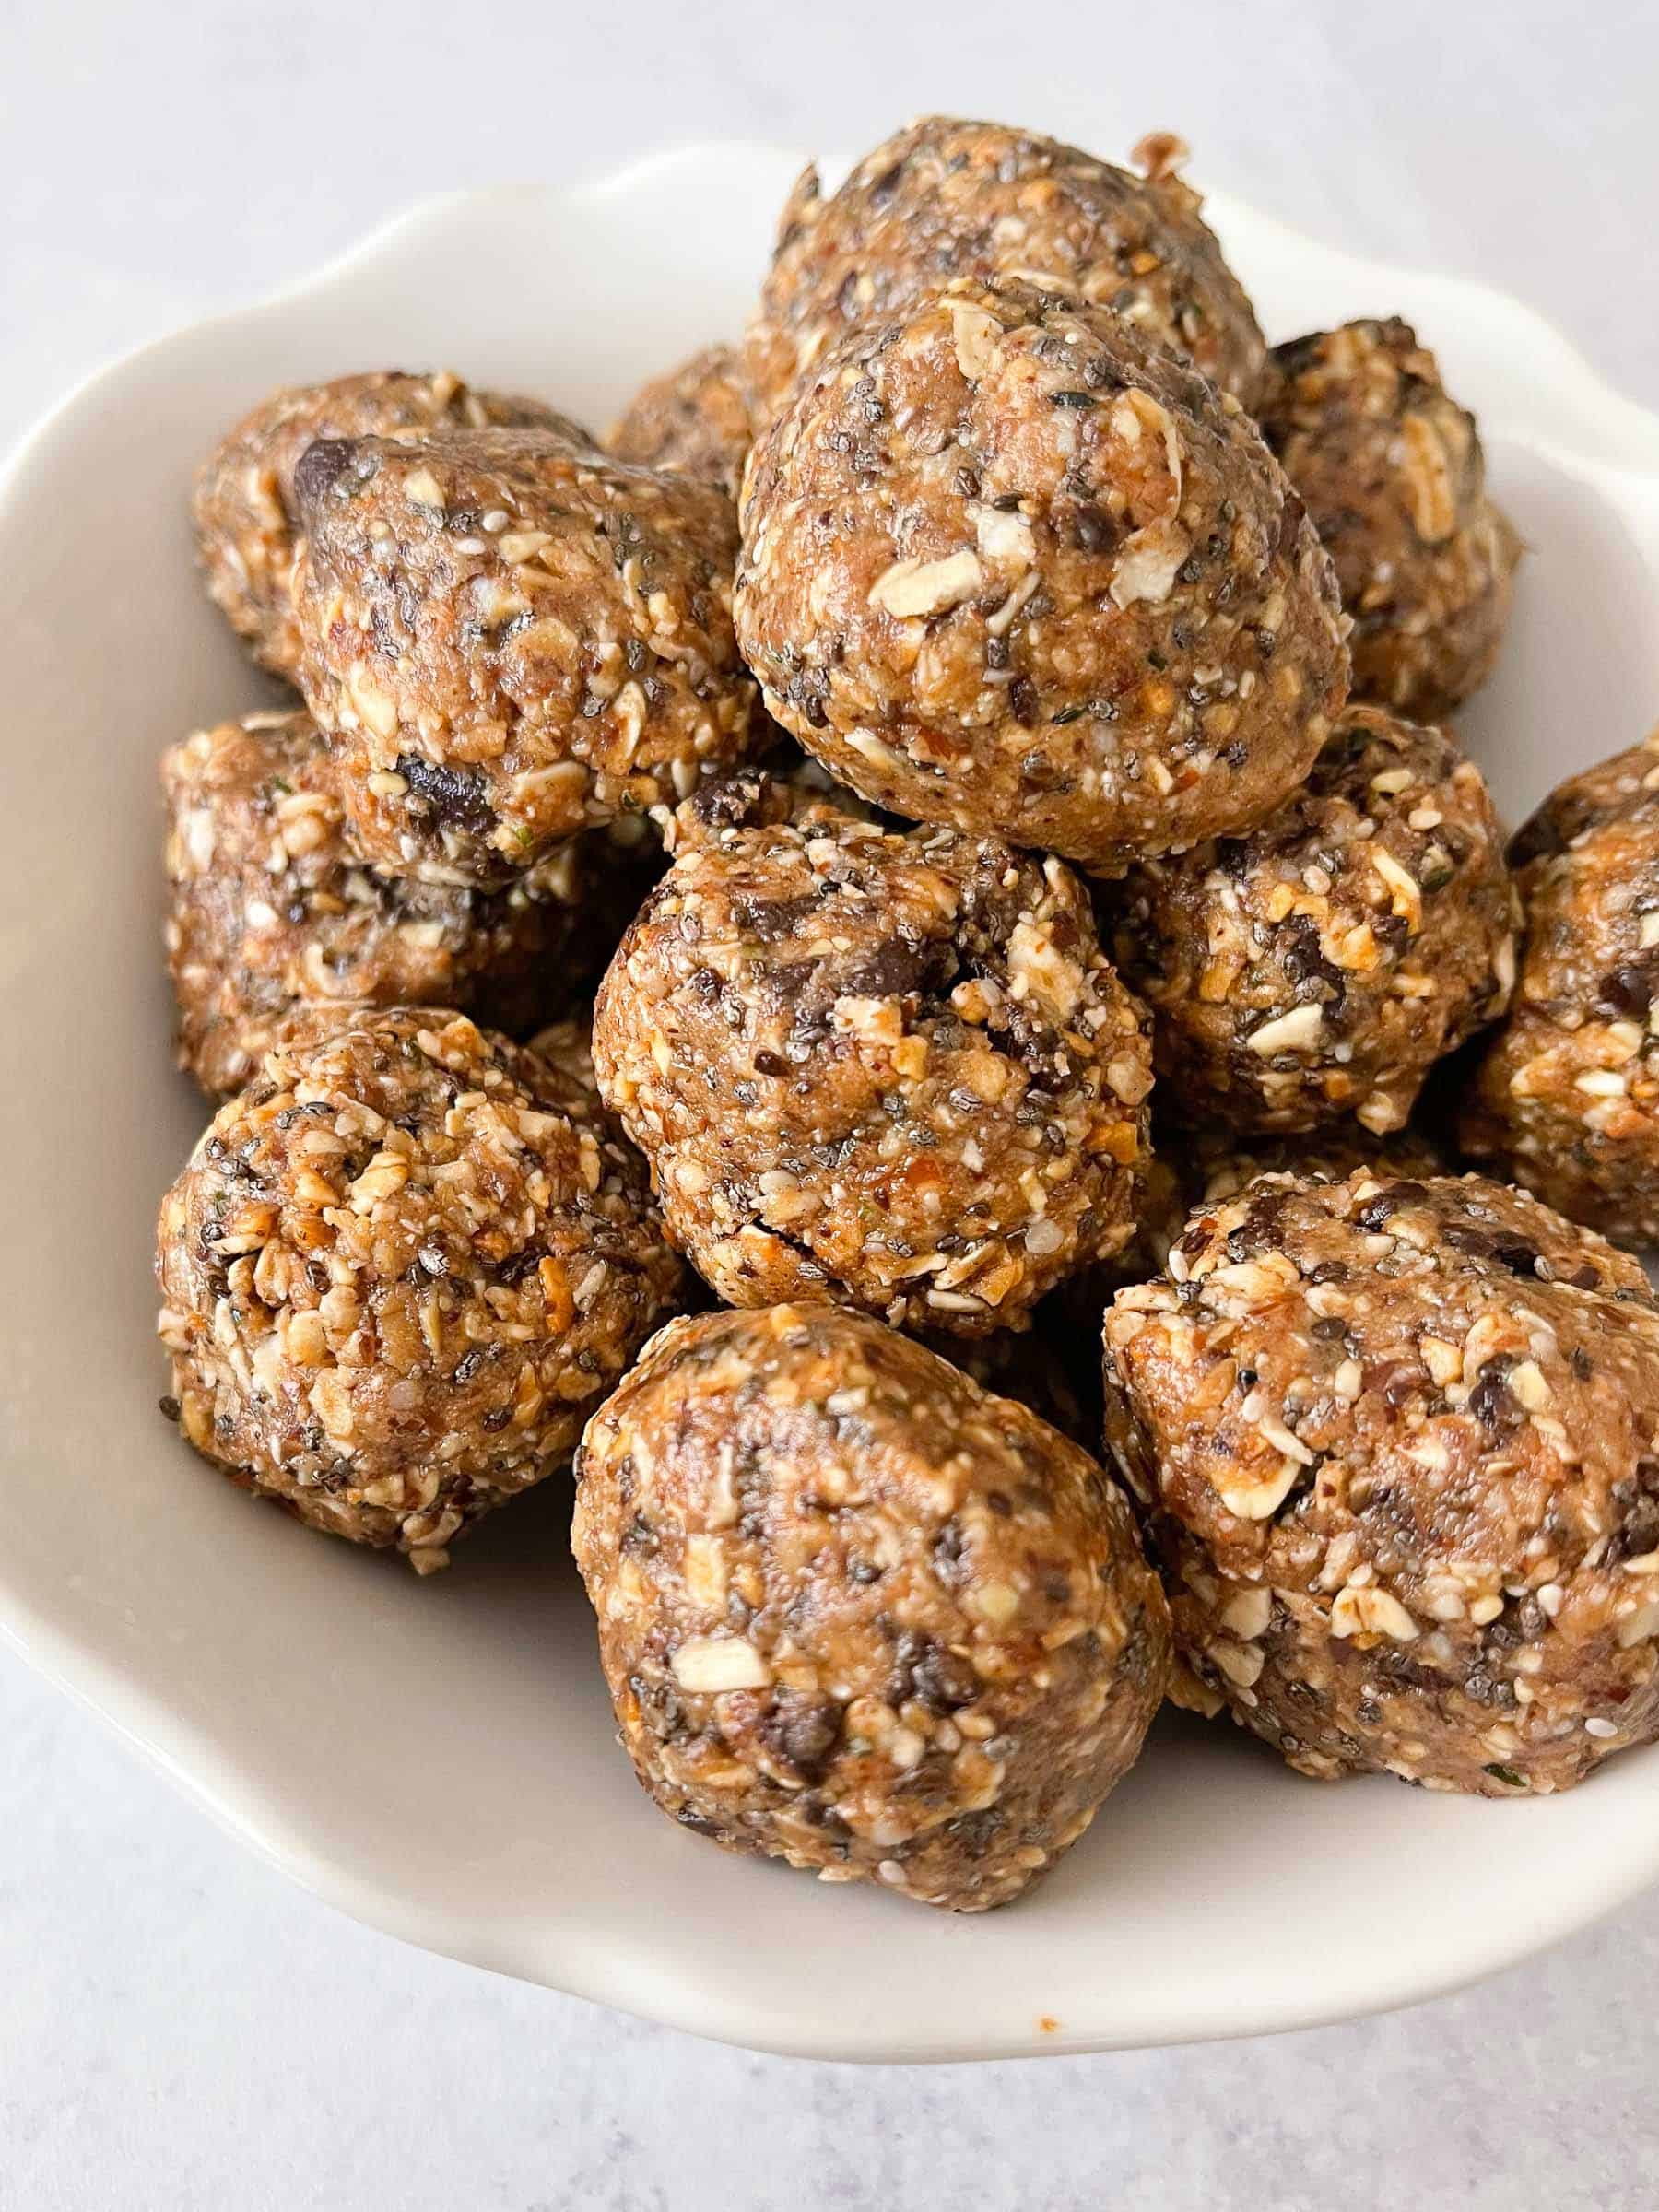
<box><xmin>1217</xmin><ymin>1461</ymin><xmax>1303</xmax><ymax>1521</ymax></box>
<box><xmin>671</xmin><ymin>1637</ymin><xmax>773</xmax><ymax>1693</ymax></box>
<box><xmin>867</xmin><ymin>549</ymin><xmax>985</xmax><ymax>618</ymax></box>
<box><xmin>1330</xmin><ymin>1584</ymin><xmax>1418</xmax><ymax>1641</ymax></box>
<box><xmin>1220</xmin><ymin>1586</ymin><xmax>1273</xmax><ymax>1640</ymax></box>
<box><xmin>1247</xmin><ymin>1005</ymin><xmax>1326</xmax><ymax>1057</ymax></box>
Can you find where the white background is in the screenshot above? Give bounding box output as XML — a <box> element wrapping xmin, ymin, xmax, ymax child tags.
<box><xmin>5</xmin><ymin>5</ymin><xmax>1658</xmax><ymax>2206</ymax></box>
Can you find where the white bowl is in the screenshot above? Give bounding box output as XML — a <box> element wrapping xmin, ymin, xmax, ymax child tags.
<box><xmin>6</xmin><ymin>145</ymin><xmax>1659</xmax><ymax>2065</ymax></box>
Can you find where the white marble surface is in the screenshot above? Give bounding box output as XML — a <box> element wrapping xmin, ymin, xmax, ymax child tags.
<box><xmin>5</xmin><ymin>5</ymin><xmax>1659</xmax><ymax>2205</ymax></box>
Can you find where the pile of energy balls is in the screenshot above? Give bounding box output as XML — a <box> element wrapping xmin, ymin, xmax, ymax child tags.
<box><xmin>155</xmin><ymin>117</ymin><xmax>1659</xmax><ymax>1914</ymax></box>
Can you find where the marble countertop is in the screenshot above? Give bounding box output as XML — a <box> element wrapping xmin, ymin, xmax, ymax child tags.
<box><xmin>5</xmin><ymin>5</ymin><xmax>1657</xmax><ymax>2204</ymax></box>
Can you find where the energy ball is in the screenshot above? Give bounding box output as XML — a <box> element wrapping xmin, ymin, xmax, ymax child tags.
<box><xmin>1103</xmin><ymin>1170</ymin><xmax>1659</xmax><ymax>1794</ymax></box>
<box><xmin>156</xmin><ymin>1008</ymin><xmax>683</xmax><ymax>1571</ymax></box>
<box><xmin>1175</xmin><ymin>1122</ymin><xmax>1451</xmax><ymax>1207</ymax></box>
<box><xmin>1103</xmin><ymin>707</ymin><xmax>1517</xmax><ymax>1135</ymax></box>
<box><xmin>736</xmin><ymin>279</ymin><xmax>1348</xmax><ymax>876</ymax></box>
<box><xmin>592</xmin><ymin>809</ymin><xmax>1154</xmax><ymax>1334</ymax></box>
<box><xmin>606</xmin><ymin>343</ymin><xmax>756</xmax><ymax>501</ymax></box>
<box><xmin>657</xmin><ymin>753</ymin><xmax>879</xmax><ymax>856</ymax></box>
<box><xmin>162</xmin><ymin>709</ymin><xmax>657</xmax><ymax>1095</ymax></box>
<box><xmin>291</xmin><ymin>428</ymin><xmax>760</xmax><ymax>886</ymax></box>
<box><xmin>572</xmin><ymin>1304</ymin><xmax>1170</xmax><ymax>1910</ymax></box>
<box><xmin>1051</xmin><ymin>1124</ymin><xmax>1450</xmax><ymax>1380</ymax></box>
<box><xmin>192</xmin><ymin>370</ymin><xmax>586</xmax><ymax>678</ymax></box>
<box><xmin>1462</xmin><ymin>733</ymin><xmax>1659</xmax><ymax>1242</ymax></box>
<box><xmin>1260</xmin><ymin>320</ymin><xmax>1523</xmax><ymax>723</ymax></box>
<box><xmin>746</xmin><ymin>117</ymin><xmax>1266</xmax><ymax>416</ymax></box>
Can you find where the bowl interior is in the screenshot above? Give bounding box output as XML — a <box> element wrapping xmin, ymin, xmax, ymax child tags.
<box><xmin>4</xmin><ymin>150</ymin><xmax>1659</xmax><ymax>2062</ymax></box>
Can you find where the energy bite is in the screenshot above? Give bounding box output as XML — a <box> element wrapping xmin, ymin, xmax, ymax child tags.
<box><xmin>1260</xmin><ymin>320</ymin><xmax>1522</xmax><ymax>723</ymax></box>
<box><xmin>572</xmin><ymin>1304</ymin><xmax>1170</xmax><ymax>1910</ymax></box>
<box><xmin>606</xmin><ymin>343</ymin><xmax>756</xmax><ymax>501</ymax></box>
<box><xmin>657</xmin><ymin>752</ymin><xmax>878</xmax><ymax>855</ymax></box>
<box><xmin>1104</xmin><ymin>1170</ymin><xmax>1659</xmax><ymax>1794</ymax></box>
<box><xmin>593</xmin><ymin>810</ymin><xmax>1153</xmax><ymax>1334</ymax></box>
<box><xmin>1175</xmin><ymin>1123</ymin><xmax>1451</xmax><ymax>1207</ymax></box>
<box><xmin>156</xmin><ymin>1008</ymin><xmax>682</xmax><ymax>1571</ymax></box>
<box><xmin>1053</xmin><ymin>1124</ymin><xmax>1449</xmax><ymax>1370</ymax></box>
<box><xmin>1462</xmin><ymin>733</ymin><xmax>1659</xmax><ymax>1241</ymax></box>
<box><xmin>193</xmin><ymin>370</ymin><xmax>586</xmax><ymax>678</ymax></box>
<box><xmin>737</xmin><ymin>279</ymin><xmax>1347</xmax><ymax>875</ymax></box>
<box><xmin>1103</xmin><ymin>707</ymin><xmax>1517</xmax><ymax>1134</ymax></box>
<box><xmin>292</xmin><ymin>428</ymin><xmax>760</xmax><ymax>885</ymax></box>
<box><xmin>162</xmin><ymin>709</ymin><xmax>656</xmax><ymax>1095</ymax></box>
<box><xmin>746</xmin><ymin>116</ymin><xmax>1266</xmax><ymax>417</ymax></box>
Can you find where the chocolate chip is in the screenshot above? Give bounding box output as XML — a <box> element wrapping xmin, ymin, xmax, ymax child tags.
<box><xmin>1468</xmin><ymin>1357</ymin><xmax>1522</xmax><ymax>1438</ymax></box>
<box><xmin>394</xmin><ymin>753</ymin><xmax>495</xmax><ymax>836</ymax></box>
<box><xmin>292</xmin><ymin>437</ymin><xmax>358</xmax><ymax>507</ymax></box>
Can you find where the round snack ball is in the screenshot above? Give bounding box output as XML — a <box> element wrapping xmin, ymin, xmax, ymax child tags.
<box><xmin>156</xmin><ymin>1008</ymin><xmax>683</xmax><ymax>1571</ymax></box>
<box><xmin>606</xmin><ymin>344</ymin><xmax>756</xmax><ymax>501</ymax></box>
<box><xmin>1260</xmin><ymin>320</ymin><xmax>1522</xmax><ymax>723</ymax></box>
<box><xmin>1051</xmin><ymin>1125</ymin><xmax>1453</xmax><ymax>1404</ymax></box>
<box><xmin>572</xmin><ymin>1304</ymin><xmax>1171</xmax><ymax>1911</ymax></box>
<box><xmin>1462</xmin><ymin>732</ymin><xmax>1659</xmax><ymax>1241</ymax></box>
<box><xmin>192</xmin><ymin>370</ymin><xmax>587</xmax><ymax>679</ymax></box>
<box><xmin>1103</xmin><ymin>707</ymin><xmax>1517</xmax><ymax>1135</ymax></box>
<box><xmin>162</xmin><ymin>709</ymin><xmax>660</xmax><ymax>1096</ymax></box>
<box><xmin>657</xmin><ymin>753</ymin><xmax>879</xmax><ymax>857</ymax></box>
<box><xmin>1103</xmin><ymin>1169</ymin><xmax>1659</xmax><ymax>1794</ymax></box>
<box><xmin>736</xmin><ymin>279</ymin><xmax>1347</xmax><ymax>875</ymax></box>
<box><xmin>291</xmin><ymin>428</ymin><xmax>761</xmax><ymax>886</ymax></box>
<box><xmin>1174</xmin><ymin>1122</ymin><xmax>1451</xmax><ymax>1206</ymax></box>
<box><xmin>746</xmin><ymin>117</ymin><xmax>1266</xmax><ymax>417</ymax></box>
<box><xmin>592</xmin><ymin>809</ymin><xmax>1154</xmax><ymax>1335</ymax></box>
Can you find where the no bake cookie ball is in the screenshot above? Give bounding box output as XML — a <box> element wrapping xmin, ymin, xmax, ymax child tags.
<box><xmin>1260</xmin><ymin>320</ymin><xmax>1522</xmax><ymax>723</ymax></box>
<box><xmin>657</xmin><ymin>754</ymin><xmax>879</xmax><ymax>857</ymax></box>
<box><xmin>1104</xmin><ymin>1169</ymin><xmax>1659</xmax><ymax>1794</ymax></box>
<box><xmin>1053</xmin><ymin>1124</ymin><xmax>1450</xmax><ymax>1357</ymax></box>
<box><xmin>1462</xmin><ymin>733</ymin><xmax>1659</xmax><ymax>1241</ymax></box>
<box><xmin>572</xmin><ymin>1303</ymin><xmax>1170</xmax><ymax>1910</ymax></box>
<box><xmin>592</xmin><ymin>809</ymin><xmax>1154</xmax><ymax>1334</ymax></box>
<box><xmin>192</xmin><ymin>370</ymin><xmax>586</xmax><ymax>679</ymax></box>
<box><xmin>746</xmin><ymin>117</ymin><xmax>1266</xmax><ymax>417</ymax></box>
<box><xmin>1174</xmin><ymin>1122</ymin><xmax>1452</xmax><ymax>1207</ymax></box>
<box><xmin>606</xmin><ymin>343</ymin><xmax>757</xmax><ymax>501</ymax></box>
<box><xmin>291</xmin><ymin>428</ymin><xmax>760</xmax><ymax>885</ymax></box>
<box><xmin>157</xmin><ymin>1008</ymin><xmax>682</xmax><ymax>1571</ymax></box>
<box><xmin>162</xmin><ymin>709</ymin><xmax>657</xmax><ymax>1095</ymax></box>
<box><xmin>1103</xmin><ymin>707</ymin><xmax>1517</xmax><ymax>1135</ymax></box>
<box><xmin>736</xmin><ymin>279</ymin><xmax>1347</xmax><ymax>875</ymax></box>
